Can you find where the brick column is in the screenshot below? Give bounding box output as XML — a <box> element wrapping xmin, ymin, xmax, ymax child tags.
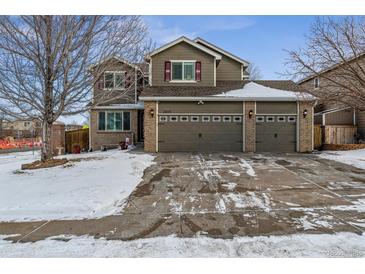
<box><xmin>298</xmin><ymin>101</ymin><xmax>314</xmax><ymax>152</ymax></box>
<box><xmin>144</xmin><ymin>101</ymin><xmax>158</xmax><ymax>152</ymax></box>
<box><xmin>245</xmin><ymin>101</ymin><xmax>256</xmax><ymax>152</ymax></box>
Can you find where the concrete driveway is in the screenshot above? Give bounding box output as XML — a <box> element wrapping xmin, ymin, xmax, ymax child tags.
<box><xmin>1</xmin><ymin>152</ymin><xmax>365</xmax><ymax>242</ymax></box>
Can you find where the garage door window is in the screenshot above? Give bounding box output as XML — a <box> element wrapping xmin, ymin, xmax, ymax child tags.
<box><xmin>159</xmin><ymin>116</ymin><xmax>168</xmax><ymax>122</ymax></box>
<box><xmin>277</xmin><ymin>116</ymin><xmax>286</xmax><ymax>122</ymax></box>
<box><xmin>202</xmin><ymin>116</ymin><xmax>210</xmax><ymax>122</ymax></box>
<box><xmin>170</xmin><ymin>116</ymin><xmax>178</xmax><ymax>122</ymax></box>
<box><xmin>191</xmin><ymin>116</ymin><xmax>199</xmax><ymax>122</ymax></box>
<box><xmin>223</xmin><ymin>116</ymin><xmax>232</xmax><ymax>122</ymax></box>
<box><xmin>180</xmin><ymin>116</ymin><xmax>189</xmax><ymax>122</ymax></box>
<box><xmin>266</xmin><ymin>116</ymin><xmax>275</xmax><ymax>122</ymax></box>
<box><xmin>288</xmin><ymin>116</ymin><xmax>296</xmax><ymax>123</ymax></box>
<box><xmin>212</xmin><ymin>116</ymin><xmax>221</xmax><ymax>122</ymax></box>
<box><xmin>256</xmin><ymin>116</ymin><xmax>264</xmax><ymax>122</ymax></box>
<box><xmin>233</xmin><ymin>116</ymin><xmax>242</xmax><ymax>122</ymax></box>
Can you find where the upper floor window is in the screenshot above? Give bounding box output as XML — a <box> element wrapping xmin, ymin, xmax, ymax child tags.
<box><xmin>104</xmin><ymin>71</ymin><xmax>125</xmax><ymax>90</ymax></box>
<box><xmin>314</xmin><ymin>77</ymin><xmax>320</xmax><ymax>88</ymax></box>
<box><xmin>171</xmin><ymin>61</ymin><xmax>195</xmax><ymax>81</ymax></box>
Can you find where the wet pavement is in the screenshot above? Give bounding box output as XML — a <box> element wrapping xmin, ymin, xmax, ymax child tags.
<box><xmin>1</xmin><ymin>152</ymin><xmax>365</xmax><ymax>242</ymax></box>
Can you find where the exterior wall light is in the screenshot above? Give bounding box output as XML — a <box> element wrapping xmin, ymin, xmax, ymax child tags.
<box><xmin>197</xmin><ymin>100</ymin><xmax>204</xmax><ymax>105</ymax></box>
<box><xmin>249</xmin><ymin>110</ymin><xmax>254</xmax><ymax>118</ymax></box>
<box><xmin>303</xmin><ymin>109</ymin><xmax>308</xmax><ymax>118</ymax></box>
<box><xmin>150</xmin><ymin>108</ymin><xmax>155</xmax><ymax>118</ymax></box>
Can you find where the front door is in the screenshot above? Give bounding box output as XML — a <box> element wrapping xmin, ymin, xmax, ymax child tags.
<box><xmin>138</xmin><ymin>110</ymin><xmax>144</xmax><ymax>142</ymax></box>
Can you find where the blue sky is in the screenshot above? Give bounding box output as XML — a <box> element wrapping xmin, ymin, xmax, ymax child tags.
<box><xmin>143</xmin><ymin>16</ymin><xmax>318</xmax><ymax>79</ymax></box>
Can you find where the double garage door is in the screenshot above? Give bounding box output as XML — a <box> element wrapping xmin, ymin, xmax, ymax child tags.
<box><xmin>158</xmin><ymin>102</ymin><xmax>243</xmax><ymax>152</ymax></box>
<box><xmin>157</xmin><ymin>101</ymin><xmax>297</xmax><ymax>152</ymax></box>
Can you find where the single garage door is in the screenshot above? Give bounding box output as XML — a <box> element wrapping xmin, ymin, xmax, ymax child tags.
<box><xmin>256</xmin><ymin>115</ymin><xmax>297</xmax><ymax>152</ymax></box>
<box><xmin>158</xmin><ymin>102</ymin><xmax>243</xmax><ymax>152</ymax></box>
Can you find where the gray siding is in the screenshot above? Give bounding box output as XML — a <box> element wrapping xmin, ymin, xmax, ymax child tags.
<box><xmin>256</xmin><ymin>102</ymin><xmax>297</xmax><ymax>114</ymax></box>
<box><xmin>151</xmin><ymin>41</ymin><xmax>215</xmax><ymax>87</ymax></box>
<box><xmin>216</xmin><ymin>55</ymin><xmax>242</xmax><ymax>81</ymax></box>
<box><xmin>324</xmin><ymin>108</ymin><xmax>354</xmax><ymax>125</ymax></box>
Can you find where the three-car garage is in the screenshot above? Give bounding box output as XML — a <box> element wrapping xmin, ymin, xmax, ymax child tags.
<box><xmin>155</xmin><ymin>101</ymin><xmax>299</xmax><ymax>153</ymax></box>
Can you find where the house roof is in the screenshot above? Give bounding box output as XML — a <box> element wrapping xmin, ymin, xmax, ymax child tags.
<box><xmin>89</xmin><ymin>57</ymin><xmax>139</xmax><ymax>71</ymax></box>
<box><xmin>145</xmin><ymin>36</ymin><xmax>222</xmax><ymax>60</ymax></box>
<box><xmin>140</xmin><ymin>80</ymin><xmax>313</xmax><ymax>101</ymax></box>
<box><xmin>194</xmin><ymin>37</ymin><xmax>249</xmax><ymax>66</ymax></box>
<box><xmin>297</xmin><ymin>52</ymin><xmax>365</xmax><ymax>84</ymax></box>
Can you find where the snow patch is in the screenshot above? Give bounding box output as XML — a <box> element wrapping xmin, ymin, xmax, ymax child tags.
<box><xmin>319</xmin><ymin>149</ymin><xmax>365</xmax><ymax>170</ymax></box>
<box><xmin>1</xmin><ymin>233</ymin><xmax>364</xmax><ymax>257</ymax></box>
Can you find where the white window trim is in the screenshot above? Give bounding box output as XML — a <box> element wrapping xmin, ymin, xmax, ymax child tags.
<box><xmin>97</xmin><ymin>110</ymin><xmax>131</xmax><ymax>132</ymax></box>
<box><xmin>266</xmin><ymin>116</ymin><xmax>275</xmax><ymax>122</ymax></box>
<box><xmin>170</xmin><ymin>60</ymin><xmax>196</xmax><ymax>82</ymax></box>
<box><xmin>277</xmin><ymin>116</ymin><xmax>286</xmax><ymax>122</ymax></box>
<box><xmin>256</xmin><ymin>116</ymin><xmax>264</xmax><ymax>122</ymax></box>
<box><xmin>202</xmin><ymin>116</ymin><xmax>210</xmax><ymax>122</ymax></box>
<box><xmin>159</xmin><ymin>116</ymin><xmax>168</xmax><ymax>122</ymax></box>
<box><xmin>169</xmin><ymin>116</ymin><xmax>178</xmax><ymax>122</ymax></box>
<box><xmin>180</xmin><ymin>116</ymin><xmax>189</xmax><ymax>122</ymax></box>
<box><xmin>190</xmin><ymin>116</ymin><xmax>199</xmax><ymax>122</ymax></box>
<box><xmin>212</xmin><ymin>116</ymin><xmax>221</xmax><ymax>122</ymax></box>
<box><xmin>103</xmin><ymin>71</ymin><xmax>126</xmax><ymax>90</ymax></box>
<box><xmin>233</xmin><ymin>116</ymin><xmax>242</xmax><ymax>122</ymax></box>
<box><xmin>288</xmin><ymin>116</ymin><xmax>296</xmax><ymax>123</ymax></box>
<box><xmin>314</xmin><ymin>77</ymin><xmax>320</xmax><ymax>89</ymax></box>
<box><xmin>223</xmin><ymin>116</ymin><xmax>232</xmax><ymax>122</ymax></box>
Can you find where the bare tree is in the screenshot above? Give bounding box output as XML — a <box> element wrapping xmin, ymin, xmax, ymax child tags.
<box><xmin>284</xmin><ymin>16</ymin><xmax>365</xmax><ymax>110</ymax></box>
<box><xmin>246</xmin><ymin>62</ymin><xmax>262</xmax><ymax>80</ymax></box>
<box><xmin>0</xmin><ymin>16</ymin><xmax>151</xmax><ymax>161</ymax></box>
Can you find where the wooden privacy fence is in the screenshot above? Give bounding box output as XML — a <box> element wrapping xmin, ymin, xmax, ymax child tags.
<box><xmin>65</xmin><ymin>128</ymin><xmax>89</xmax><ymax>154</ymax></box>
<box><xmin>314</xmin><ymin>125</ymin><xmax>357</xmax><ymax>149</ymax></box>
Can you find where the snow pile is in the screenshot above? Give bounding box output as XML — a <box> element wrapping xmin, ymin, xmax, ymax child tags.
<box><xmin>0</xmin><ymin>232</ymin><xmax>364</xmax><ymax>257</ymax></box>
<box><xmin>319</xmin><ymin>149</ymin><xmax>365</xmax><ymax>170</ymax></box>
<box><xmin>214</xmin><ymin>82</ymin><xmax>314</xmax><ymax>100</ymax></box>
<box><xmin>0</xmin><ymin>149</ymin><xmax>155</xmax><ymax>221</ymax></box>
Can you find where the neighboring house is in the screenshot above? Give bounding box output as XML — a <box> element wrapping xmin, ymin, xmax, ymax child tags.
<box><xmin>2</xmin><ymin>119</ymin><xmax>41</xmax><ymax>131</ymax></box>
<box><xmin>89</xmin><ymin>57</ymin><xmax>146</xmax><ymax>150</ymax></box>
<box><xmin>65</xmin><ymin>124</ymin><xmax>83</xmax><ymax>131</ymax></box>
<box><xmin>298</xmin><ymin>56</ymin><xmax>365</xmax><ymax>140</ymax></box>
<box><xmin>138</xmin><ymin>36</ymin><xmax>314</xmax><ymax>153</ymax></box>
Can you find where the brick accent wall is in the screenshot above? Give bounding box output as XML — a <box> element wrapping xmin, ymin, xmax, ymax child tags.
<box><xmin>144</xmin><ymin>101</ymin><xmax>157</xmax><ymax>152</ymax></box>
<box><xmin>244</xmin><ymin>101</ymin><xmax>256</xmax><ymax>152</ymax></box>
<box><xmin>89</xmin><ymin>109</ymin><xmax>138</xmax><ymax>150</ymax></box>
<box><xmin>299</xmin><ymin>101</ymin><xmax>314</xmax><ymax>152</ymax></box>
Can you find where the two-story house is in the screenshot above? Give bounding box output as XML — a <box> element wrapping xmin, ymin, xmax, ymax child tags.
<box><xmin>298</xmin><ymin>55</ymin><xmax>365</xmax><ymax>142</ymax></box>
<box><xmin>139</xmin><ymin>36</ymin><xmax>315</xmax><ymax>153</ymax></box>
<box><xmin>89</xmin><ymin>57</ymin><xmax>146</xmax><ymax>150</ymax></box>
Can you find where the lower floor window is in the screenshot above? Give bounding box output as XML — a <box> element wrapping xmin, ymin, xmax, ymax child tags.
<box><xmin>98</xmin><ymin>111</ymin><xmax>131</xmax><ymax>131</ymax></box>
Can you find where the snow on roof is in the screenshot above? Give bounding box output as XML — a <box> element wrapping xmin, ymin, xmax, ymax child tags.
<box><xmin>214</xmin><ymin>82</ymin><xmax>315</xmax><ymax>101</ymax></box>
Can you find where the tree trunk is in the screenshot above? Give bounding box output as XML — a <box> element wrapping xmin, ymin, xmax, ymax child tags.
<box><xmin>41</xmin><ymin>121</ymin><xmax>53</xmax><ymax>162</ymax></box>
<box><xmin>41</xmin><ymin>15</ymin><xmax>54</xmax><ymax>162</ymax></box>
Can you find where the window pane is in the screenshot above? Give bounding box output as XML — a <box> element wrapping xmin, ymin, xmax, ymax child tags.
<box><xmin>115</xmin><ymin>112</ymin><xmax>122</xmax><ymax>130</ymax></box>
<box><xmin>104</xmin><ymin>73</ymin><xmax>114</xmax><ymax>88</ymax></box>
<box><xmin>98</xmin><ymin>112</ymin><xmax>105</xmax><ymax>130</ymax></box>
<box><xmin>107</xmin><ymin>112</ymin><xmax>115</xmax><ymax>130</ymax></box>
<box><xmin>123</xmin><ymin>112</ymin><xmax>131</xmax><ymax>130</ymax></box>
<box><xmin>184</xmin><ymin>62</ymin><xmax>195</xmax><ymax>80</ymax></box>
<box><xmin>172</xmin><ymin>62</ymin><xmax>183</xmax><ymax>80</ymax></box>
<box><xmin>115</xmin><ymin>73</ymin><xmax>124</xmax><ymax>88</ymax></box>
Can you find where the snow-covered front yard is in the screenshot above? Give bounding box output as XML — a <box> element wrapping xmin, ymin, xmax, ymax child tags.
<box><xmin>1</xmin><ymin>232</ymin><xmax>364</xmax><ymax>257</ymax></box>
<box><xmin>0</xmin><ymin>149</ymin><xmax>155</xmax><ymax>221</ymax></box>
<box><xmin>319</xmin><ymin>148</ymin><xmax>365</xmax><ymax>170</ymax></box>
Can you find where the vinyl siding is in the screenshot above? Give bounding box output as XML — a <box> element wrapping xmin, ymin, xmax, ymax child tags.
<box><xmin>151</xmin><ymin>41</ymin><xmax>215</xmax><ymax>87</ymax></box>
<box><xmin>216</xmin><ymin>55</ymin><xmax>242</xmax><ymax>81</ymax></box>
<box><xmin>324</xmin><ymin>108</ymin><xmax>354</xmax><ymax>125</ymax></box>
<box><xmin>159</xmin><ymin>101</ymin><xmax>243</xmax><ymax>113</ymax></box>
<box><xmin>256</xmin><ymin>102</ymin><xmax>297</xmax><ymax>114</ymax></box>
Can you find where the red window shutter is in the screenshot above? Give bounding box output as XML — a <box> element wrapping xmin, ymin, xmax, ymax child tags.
<box><xmin>164</xmin><ymin>61</ymin><xmax>171</xmax><ymax>81</ymax></box>
<box><xmin>195</xmin><ymin>61</ymin><xmax>201</xmax><ymax>81</ymax></box>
